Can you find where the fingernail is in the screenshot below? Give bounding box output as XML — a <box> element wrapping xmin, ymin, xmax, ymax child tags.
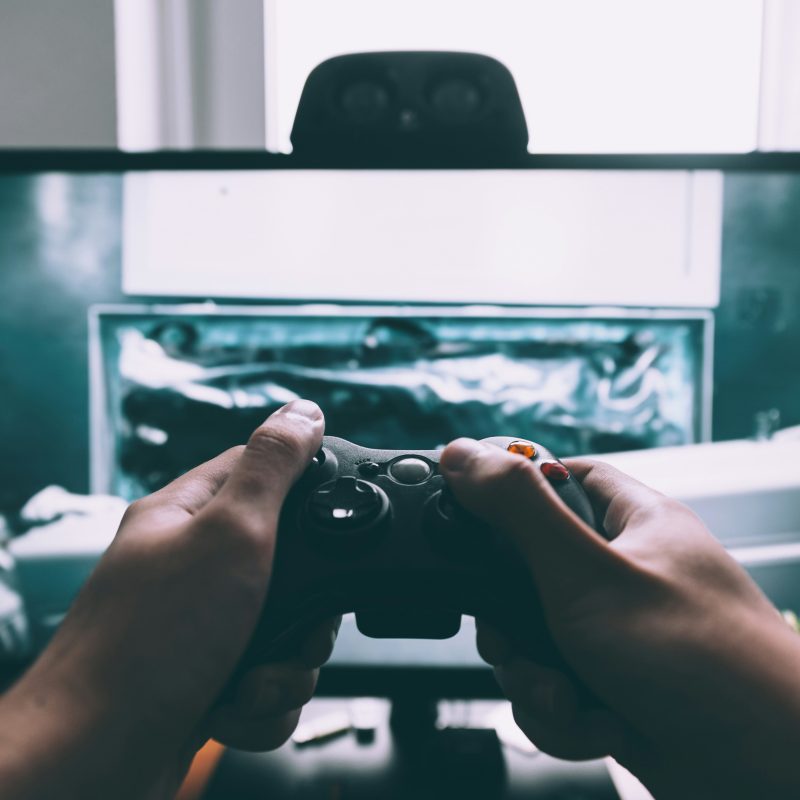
<box><xmin>278</xmin><ymin>399</ymin><xmax>323</xmax><ymax>423</ymax></box>
<box><xmin>440</xmin><ymin>438</ymin><xmax>485</xmax><ymax>473</ymax></box>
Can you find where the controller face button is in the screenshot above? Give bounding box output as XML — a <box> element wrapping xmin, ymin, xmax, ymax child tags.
<box><xmin>308</xmin><ymin>477</ymin><xmax>385</xmax><ymax>530</ymax></box>
<box><xmin>507</xmin><ymin>440</ymin><xmax>537</xmax><ymax>459</ymax></box>
<box><xmin>541</xmin><ymin>461</ymin><xmax>570</xmax><ymax>481</ymax></box>
<box><xmin>388</xmin><ymin>457</ymin><xmax>432</xmax><ymax>484</ymax></box>
<box><xmin>310</xmin><ymin>448</ymin><xmax>327</xmax><ymax>469</ymax></box>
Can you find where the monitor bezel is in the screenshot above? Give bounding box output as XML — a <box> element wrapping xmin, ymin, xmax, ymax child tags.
<box><xmin>3</xmin><ymin>148</ymin><xmax>800</xmax><ymax>174</ymax></box>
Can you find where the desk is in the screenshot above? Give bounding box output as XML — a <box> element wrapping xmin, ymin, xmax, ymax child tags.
<box><xmin>204</xmin><ymin>699</ymin><xmax>623</xmax><ymax>800</ymax></box>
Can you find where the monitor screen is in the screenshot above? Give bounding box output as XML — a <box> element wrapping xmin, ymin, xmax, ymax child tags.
<box><xmin>91</xmin><ymin>307</ymin><xmax>710</xmax><ymax>499</ymax></box>
<box><xmin>2</xmin><ymin>153</ymin><xmax>799</xmax><ymax>696</ymax></box>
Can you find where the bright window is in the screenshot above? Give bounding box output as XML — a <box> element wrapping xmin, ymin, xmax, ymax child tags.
<box><xmin>264</xmin><ymin>0</ymin><xmax>763</xmax><ymax>154</ymax></box>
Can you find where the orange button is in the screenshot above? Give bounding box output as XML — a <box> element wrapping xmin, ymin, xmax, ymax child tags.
<box><xmin>507</xmin><ymin>440</ymin><xmax>536</xmax><ymax>459</ymax></box>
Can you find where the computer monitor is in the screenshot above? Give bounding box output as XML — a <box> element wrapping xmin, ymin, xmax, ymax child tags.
<box><xmin>91</xmin><ymin>303</ymin><xmax>710</xmax><ymax>697</ymax></box>
<box><xmin>2</xmin><ymin>150</ymin><xmax>799</xmax><ymax>697</ymax></box>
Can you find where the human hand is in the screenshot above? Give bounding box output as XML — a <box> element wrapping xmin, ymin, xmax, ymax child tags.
<box><xmin>439</xmin><ymin>440</ymin><xmax>800</xmax><ymax>799</ymax></box>
<box><xmin>0</xmin><ymin>400</ymin><xmax>335</xmax><ymax>800</ymax></box>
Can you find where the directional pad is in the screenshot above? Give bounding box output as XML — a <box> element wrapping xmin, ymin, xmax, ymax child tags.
<box><xmin>308</xmin><ymin>477</ymin><xmax>386</xmax><ymax>531</ymax></box>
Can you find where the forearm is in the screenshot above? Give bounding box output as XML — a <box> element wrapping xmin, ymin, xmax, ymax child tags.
<box><xmin>0</xmin><ymin>657</ymin><xmax>186</xmax><ymax>800</ymax></box>
<box><xmin>631</xmin><ymin>612</ymin><xmax>800</xmax><ymax>799</ymax></box>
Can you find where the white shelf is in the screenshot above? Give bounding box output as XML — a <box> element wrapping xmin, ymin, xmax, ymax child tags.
<box><xmin>123</xmin><ymin>169</ymin><xmax>722</xmax><ymax>307</ymax></box>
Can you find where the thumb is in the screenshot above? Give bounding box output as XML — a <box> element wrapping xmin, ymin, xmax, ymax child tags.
<box><xmin>439</xmin><ymin>438</ymin><xmax>620</xmax><ymax>599</ymax></box>
<box><xmin>200</xmin><ymin>399</ymin><xmax>325</xmax><ymax>541</ymax></box>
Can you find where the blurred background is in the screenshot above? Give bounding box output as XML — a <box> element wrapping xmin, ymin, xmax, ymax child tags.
<box><xmin>1</xmin><ymin>0</ymin><xmax>799</xmax><ymax>505</ymax></box>
<box><xmin>2</xmin><ymin>3</ymin><xmax>800</xmax><ymax>798</ymax></box>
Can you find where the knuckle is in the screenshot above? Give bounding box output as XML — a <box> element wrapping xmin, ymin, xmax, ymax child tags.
<box><xmin>636</xmin><ymin>494</ymin><xmax>680</xmax><ymax>523</ymax></box>
<box><xmin>282</xmin><ymin>671</ymin><xmax>318</xmax><ymax>709</ymax></box>
<box><xmin>496</xmin><ymin>453</ymin><xmax>539</xmax><ymax>493</ymax></box>
<box><xmin>120</xmin><ymin>497</ymin><xmax>149</xmax><ymax>525</ymax></box>
<box><xmin>197</xmin><ymin>504</ymin><xmax>274</xmax><ymax>552</ymax></box>
<box><xmin>224</xmin><ymin>444</ymin><xmax>247</xmax><ymax>460</ymax></box>
<box><xmin>198</xmin><ymin>503</ymin><xmax>241</xmax><ymax>534</ymax></box>
<box><xmin>247</xmin><ymin>424</ymin><xmax>307</xmax><ymax>465</ymax></box>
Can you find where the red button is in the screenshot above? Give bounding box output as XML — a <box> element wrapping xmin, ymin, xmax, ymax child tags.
<box><xmin>541</xmin><ymin>461</ymin><xmax>570</xmax><ymax>481</ymax></box>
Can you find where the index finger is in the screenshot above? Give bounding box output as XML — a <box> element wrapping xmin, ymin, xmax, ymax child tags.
<box><xmin>124</xmin><ymin>446</ymin><xmax>245</xmax><ymax>526</ymax></box>
<box><xmin>440</xmin><ymin>439</ymin><xmax>617</xmax><ymax>599</ymax></box>
<box><xmin>563</xmin><ymin>458</ymin><xmax>670</xmax><ymax>540</ymax></box>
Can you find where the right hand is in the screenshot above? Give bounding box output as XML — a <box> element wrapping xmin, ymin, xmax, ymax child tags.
<box><xmin>439</xmin><ymin>439</ymin><xmax>800</xmax><ymax>799</ymax></box>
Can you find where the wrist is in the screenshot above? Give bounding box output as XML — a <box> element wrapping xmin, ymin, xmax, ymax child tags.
<box><xmin>722</xmin><ymin>617</ymin><xmax>800</xmax><ymax>794</ymax></box>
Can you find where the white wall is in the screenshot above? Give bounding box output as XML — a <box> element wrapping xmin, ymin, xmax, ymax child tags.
<box><xmin>195</xmin><ymin>0</ymin><xmax>265</xmax><ymax>148</ymax></box>
<box><xmin>0</xmin><ymin>0</ymin><xmax>117</xmax><ymax>147</ymax></box>
<box><xmin>759</xmin><ymin>0</ymin><xmax>800</xmax><ymax>150</ymax></box>
<box><xmin>0</xmin><ymin>0</ymin><xmax>264</xmax><ymax>150</ymax></box>
<box><xmin>114</xmin><ymin>0</ymin><xmax>265</xmax><ymax>150</ymax></box>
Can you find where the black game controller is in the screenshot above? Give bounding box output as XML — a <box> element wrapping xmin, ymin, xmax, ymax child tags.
<box><xmin>242</xmin><ymin>436</ymin><xmax>602</xmax><ymax>671</ymax></box>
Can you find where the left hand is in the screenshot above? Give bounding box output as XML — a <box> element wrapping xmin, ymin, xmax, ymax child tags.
<box><xmin>0</xmin><ymin>400</ymin><xmax>336</xmax><ymax>800</ymax></box>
